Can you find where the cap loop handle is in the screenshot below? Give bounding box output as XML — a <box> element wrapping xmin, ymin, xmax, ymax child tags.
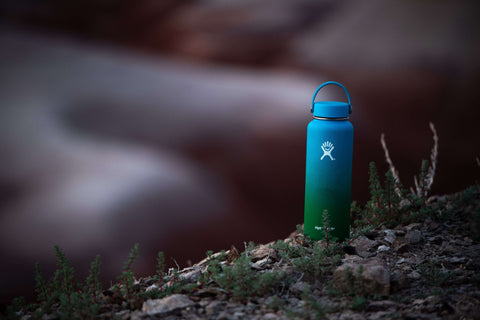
<box><xmin>311</xmin><ymin>81</ymin><xmax>352</xmax><ymax>114</ymax></box>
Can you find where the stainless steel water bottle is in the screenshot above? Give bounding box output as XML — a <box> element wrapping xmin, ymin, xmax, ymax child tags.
<box><xmin>304</xmin><ymin>81</ymin><xmax>354</xmax><ymax>241</ymax></box>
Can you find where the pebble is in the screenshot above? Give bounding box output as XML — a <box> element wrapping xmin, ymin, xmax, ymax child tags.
<box><xmin>353</xmin><ymin>236</ymin><xmax>378</xmax><ymax>258</ymax></box>
<box><xmin>217</xmin><ymin>311</ymin><xmax>234</xmax><ymax>320</ymax></box>
<box><xmin>205</xmin><ymin>301</ymin><xmax>222</xmax><ymax>316</ymax></box>
<box><xmin>377</xmin><ymin>245</ymin><xmax>390</xmax><ymax>252</ymax></box>
<box><xmin>142</xmin><ymin>294</ymin><xmax>195</xmax><ymax>315</ymax></box>
<box><xmin>384</xmin><ymin>230</ymin><xmax>396</xmax><ymax>244</ymax></box>
<box><xmin>449</xmin><ymin>257</ymin><xmax>466</xmax><ymax>264</ymax></box>
<box><xmin>407</xmin><ymin>230</ymin><xmax>422</xmax><ymax>244</ymax></box>
<box><xmin>289</xmin><ymin>281</ymin><xmax>309</xmax><ymax>296</ymax></box>
<box><xmin>333</xmin><ymin>263</ymin><xmax>390</xmax><ymax>295</ymax></box>
<box><xmin>262</xmin><ymin>313</ymin><xmax>278</xmax><ymax>320</ymax></box>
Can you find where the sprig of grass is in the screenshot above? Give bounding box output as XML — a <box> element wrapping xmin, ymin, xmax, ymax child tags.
<box><xmin>111</xmin><ymin>243</ymin><xmax>139</xmax><ymax>302</ymax></box>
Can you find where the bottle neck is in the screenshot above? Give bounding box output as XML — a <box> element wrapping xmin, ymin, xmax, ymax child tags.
<box><xmin>313</xmin><ymin>116</ymin><xmax>349</xmax><ymax>121</ymax></box>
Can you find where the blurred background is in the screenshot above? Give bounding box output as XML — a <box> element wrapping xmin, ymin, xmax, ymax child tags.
<box><xmin>1</xmin><ymin>0</ymin><xmax>479</xmax><ymax>303</ymax></box>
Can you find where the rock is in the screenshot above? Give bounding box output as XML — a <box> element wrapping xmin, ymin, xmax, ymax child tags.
<box><xmin>366</xmin><ymin>300</ymin><xmax>397</xmax><ymax>311</ymax></box>
<box><xmin>250</xmin><ymin>244</ymin><xmax>278</xmax><ymax>262</ymax></box>
<box><xmin>130</xmin><ymin>311</ymin><xmax>144</xmax><ymax>320</ymax></box>
<box><xmin>338</xmin><ymin>310</ymin><xmax>366</xmax><ymax>320</ymax></box>
<box><xmin>342</xmin><ymin>254</ymin><xmax>365</xmax><ymax>264</ymax></box>
<box><xmin>332</xmin><ymin>263</ymin><xmax>390</xmax><ymax>296</ymax></box>
<box><xmin>252</xmin><ymin>257</ymin><xmax>271</xmax><ymax>270</ymax></box>
<box><xmin>205</xmin><ymin>300</ymin><xmax>222</xmax><ymax>316</ymax></box>
<box><xmin>377</xmin><ymin>245</ymin><xmax>390</xmax><ymax>252</ymax></box>
<box><xmin>142</xmin><ymin>294</ymin><xmax>195</xmax><ymax>315</ymax></box>
<box><xmin>407</xmin><ymin>230</ymin><xmax>422</xmax><ymax>244</ymax></box>
<box><xmin>390</xmin><ymin>270</ymin><xmax>407</xmax><ymax>292</ymax></box>
<box><xmin>448</xmin><ymin>256</ymin><xmax>466</xmax><ymax>264</ymax></box>
<box><xmin>407</xmin><ymin>271</ymin><xmax>421</xmax><ymax>280</ymax></box>
<box><xmin>233</xmin><ymin>311</ymin><xmax>245</xmax><ymax>318</ymax></box>
<box><xmin>226</xmin><ymin>245</ymin><xmax>240</xmax><ymax>264</ymax></box>
<box><xmin>396</xmin><ymin>243</ymin><xmax>410</xmax><ymax>253</ymax></box>
<box><xmin>289</xmin><ymin>281</ymin><xmax>309</xmax><ymax>297</ymax></box>
<box><xmin>114</xmin><ymin>310</ymin><xmax>130</xmax><ymax>320</ymax></box>
<box><xmin>262</xmin><ymin>313</ymin><xmax>278</xmax><ymax>320</ymax></box>
<box><xmin>352</xmin><ymin>236</ymin><xmax>378</xmax><ymax>258</ymax></box>
<box><xmin>405</xmin><ymin>223</ymin><xmax>423</xmax><ymax>232</ymax></box>
<box><xmin>179</xmin><ymin>267</ymin><xmax>202</xmax><ymax>282</ymax></box>
<box><xmin>383</xmin><ymin>230</ymin><xmax>396</xmax><ymax>245</ymax></box>
<box><xmin>217</xmin><ymin>310</ymin><xmax>234</xmax><ymax>320</ymax></box>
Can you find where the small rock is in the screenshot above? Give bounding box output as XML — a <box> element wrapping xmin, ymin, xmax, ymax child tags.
<box><xmin>217</xmin><ymin>311</ymin><xmax>234</xmax><ymax>320</ymax></box>
<box><xmin>262</xmin><ymin>313</ymin><xmax>278</xmax><ymax>320</ymax></box>
<box><xmin>396</xmin><ymin>258</ymin><xmax>405</xmax><ymax>264</ymax></box>
<box><xmin>142</xmin><ymin>294</ymin><xmax>195</xmax><ymax>315</ymax></box>
<box><xmin>251</xmin><ymin>244</ymin><xmax>278</xmax><ymax>262</ymax></box>
<box><xmin>367</xmin><ymin>300</ymin><xmax>398</xmax><ymax>311</ymax></box>
<box><xmin>115</xmin><ymin>310</ymin><xmax>130</xmax><ymax>320</ymax></box>
<box><xmin>368</xmin><ymin>311</ymin><xmax>389</xmax><ymax>320</ymax></box>
<box><xmin>179</xmin><ymin>267</ymin><xmax>202</xmax><ymax>281</ymax></box>
<box><xmin>342</xmin><ymin>254</ymin><xmax>365</xmax><ymax>264</ymax></box>
<box><xmin>407</xmin><ymin>230</ymin><xmax>422</xmax><ymax>244</ymax></box>
<box><xmin>377</xmin><ymin>245</ymin><xmax>390</xmax><ymax>252</ymax></box>
<box><xmin>332</xmin><ymin>263</ymin><xmax>390</xmax><ymax>295</ymax></box>
<box><xmin>405</xmin><ymin>223</ymin><xmax>423</xmax><ymax>231</ymax></box>
<box><xmin>145</xmin><ymin>284</ymin><xmax>158</xmax><ymax>292</ymax></box>
<box><xmin>352</xmin><ymin>236</ymin><xmax>378</xmax><ymax>258</ymax></box>
<box><xmin>365</xmin><ymin>229</ymin><xmax>379</xmax><ymax>239</ymax></box>
<box><xmin>227</xmin><ymin>245</ymin><xmax>240</xmax><ymax>263</ymax></box>
<box><xmin>205</xmin><ymin>301</ymin><xmax>222</xmax><ymax>316</ymax></box>
<box><xmin>289</xmin><ymin>281</ymin><xmax>309</xmax><ymax>296</ymax></box>
<box><xmin>396</xmin><ymin>243</ymin><xmax>410</xmax><ymax>253</ymax></box>
<box><xmin>252</xmin><ymin>256</ymin><xmax>271</xmax><ymax>270</ymax></box>
<box><xmin>130</xmin><ymin>310</ymin><xmax>143</xmax><ymax>320</ymax></box>
<box><xmin>390</xmin><ymin>270</ymin><xmax>407</xmax><ymax>292</ymax></box>
<box><xmin>338</xmin><ymin>310</ymin><xmax>366</xmax><ymax>320</ymax></box>
<box><xmin>449</xmin><ymin>256</ymin><xmax>466</xmax><ymax>264</ymax></box>
<box><xmin>408</xmin><ymin>271</ymin><xmax>421</xmax><ymax>280</ymax></box>
<box><xmin>384</xmin><ymin>230</ymin><xmax>396</xmax><ymax>244</ymax></box>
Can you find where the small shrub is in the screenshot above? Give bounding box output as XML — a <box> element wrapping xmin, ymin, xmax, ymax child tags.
<box><xmin>418</xmin><ymin>260</ymin><xmax>454</xmax><ymax>288</ymax></box>
<box><xmin>207</xmin><ymin>251</ymin><xmax>286</xmax><ymax>302</ymax></box>
<box><xmin>30</xmin><ymin>246</ymin><xmax>103</xmax><ymax>320</ymax></box>
<box><xmin>111</xmin><ymin>243</ymin><xmax>139</xmax><ymax>301</ymax></box>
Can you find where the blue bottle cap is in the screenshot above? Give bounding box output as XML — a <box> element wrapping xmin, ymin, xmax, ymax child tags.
<box><xmin>311</xmin><ymin>81</ymin><xmax>352</xmax><ymax>119</ymax></box>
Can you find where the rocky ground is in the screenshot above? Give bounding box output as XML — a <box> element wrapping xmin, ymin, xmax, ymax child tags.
<box><xmin>8</xmin><ymin>186</ymin><xmax>480</xmax><ymax>320</ymax></box>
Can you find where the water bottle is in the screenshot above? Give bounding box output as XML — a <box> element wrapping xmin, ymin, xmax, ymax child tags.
<box><xmin>304</xmin><ymin>81</ymin><xmax>354</xmax><ymax>241</ymax></box>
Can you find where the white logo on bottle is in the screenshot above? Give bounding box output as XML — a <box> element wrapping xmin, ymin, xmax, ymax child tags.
<box><xmin>321</xmin><ymin>141</ymin><xmax>335</xmax><ymax>160</ymax></box>
<box><xmin>314</xmin><ymin>226</ymin><xmax>336</xmax><ymax>231</ymax></box>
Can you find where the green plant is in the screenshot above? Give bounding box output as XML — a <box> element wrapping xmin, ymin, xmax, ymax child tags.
<box><xmin>267</xmin><ymin>295</ymin><xmax>286</xmax><ymax>311</ymax></box>
<box><xmin>286</xmin><ymin>287</ymin><xmax>326</xmax><ymax>320</ymax></box>
<box><xmin>84</xmin><ymin>255</ymin><xmax>102</xmax><ymax>304</ymax></box>
<box><xmin>352</xmin><ymin>295</ymin><xmax>368</xmax><ymax>311</ymax></box>
<box><xmin>5</xmin><ymin>297</ymin><xmax>26</xmax><ymax>320</ymax></box>
<box><xmin>206</xmin><ymin>251</ymin><xmax>286</xmax><ymax>302</ymax></box>
<box><xmin>354</xmin><ymin>162</ymin><xmax>403</xmax><ymax>228</ymax></box>
<box><xmin>418</xmin><ymin>260</ymin><xmax>454</xmax><ymax>288</ymax></box>
<box><xmin>30</xmin><ymin>246</ymin><xmax>103</xmax><ymax>320</ymax></box>
<box><xmin>111</xmin><ymin>243</ymin><xmax>139</xmax><ymax>301</ymax></box>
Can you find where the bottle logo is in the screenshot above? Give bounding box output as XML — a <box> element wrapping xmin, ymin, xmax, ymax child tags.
<box><xmin>321</xmin><ymin>141</ymin><xmax>335</xmax><ymax>160</ymax></box>
<box><xmin>314</xmin><ymin>226</ymin><xmax>336</xmax><ymax>231</ymax></box>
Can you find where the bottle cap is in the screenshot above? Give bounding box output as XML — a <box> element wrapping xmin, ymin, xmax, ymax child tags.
<box><xmin>311</xmin><ymin>81</ymin><xmax>352</xmax><ymax>119</ymax></box>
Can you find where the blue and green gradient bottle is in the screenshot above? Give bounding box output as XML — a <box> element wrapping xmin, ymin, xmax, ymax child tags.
<box><xmin>304</xmin><ymin>81</ymin><xmax>354</xmax><ymax>241</ymax></box>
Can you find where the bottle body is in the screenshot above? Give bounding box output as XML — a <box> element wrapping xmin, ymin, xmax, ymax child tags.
<box><xmin>304</xmin><ymin>118</ymin><xmax>353</xmax><ymax>241</ymax></box>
